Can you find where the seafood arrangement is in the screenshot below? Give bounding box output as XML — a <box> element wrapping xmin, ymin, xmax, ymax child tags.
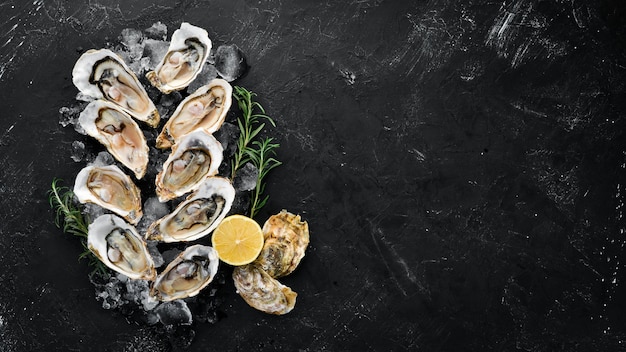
<box><xmin>62</xmin><ymin>22</ymin><xmax>309</xmax><ymax>318</ymax></box>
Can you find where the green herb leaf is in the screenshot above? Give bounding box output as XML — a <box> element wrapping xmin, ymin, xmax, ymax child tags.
<box><xmin>231</xmin><ymin>86</ymin><xmax>282</xmax><ymax>218</ymax></box>
<box><xmin>47</xmin><ymin>178</ymin><xmax>109</xmax><ymax>276</ymax></box>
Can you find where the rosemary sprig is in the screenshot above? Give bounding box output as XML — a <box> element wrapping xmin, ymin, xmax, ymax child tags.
<box><xmin>231</xmin><ymin>86</ymin><xmax>276</xmax><ymax>178</ymax></box>
<box><xmin>231</xmin><ymin>86</ymin><xmax>281</xmax><ymax>218</ymax></box>
<box><xmin>245</xmin><ymin>138</ymin><xmax>282</xmax><ymax>218</ymax></box>
<box><xmin>47</xmin><ymin>178</ymin><xmax>108</xmax><ymax>276</ymax></box>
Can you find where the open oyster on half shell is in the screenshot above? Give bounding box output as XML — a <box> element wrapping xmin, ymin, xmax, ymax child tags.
<box><xmin>151</xmin><ymin>244</ymin><xmax>220</xmax><ymax>301</ymax></box>
<box><xmin>72</xmin><ymin>48</ymin><xmax>159</xmax><ymax>127</ymax></box>
<box><xmin>87</xmin><ymin>214</ymin><xmax>156</xmax><ymax>281</ymax></box>
<box><xmin>146</xmin><ymin>22</ymin><xmax>212</xmax><ymax>94</ymax></box>
<box><xmin>146</xmin><ymin>176</ymin><xmax>235</xmax><ymax>243</ymax></box>
<box><xmin>156</xmin><ymin>79</ymin><xmax>232</xmax><ymax>149</ymax></box>
<box><xmin>232</xmin><ymin>263</ymin><xmax>297</xmax><ymax>315</ymax></box>
<box><xmin>78</xmin><ymin>100</ymin><xmax>149</xmax><ymax>179</ymax></box>
<box><xmin>74</xmin><ymin>165</ymin><xmax>143</xmax><ymax>225</ymax></box>
<box><xmin>155</xmin><ymin>129</ymin><xmax>223</xmax><ymax>202</ymax></box>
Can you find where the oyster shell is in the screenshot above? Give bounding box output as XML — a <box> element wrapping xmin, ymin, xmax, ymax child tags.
<box><xmin>146</xmin><ymin>177</ymin><xmax>235</xmax><ymax>242</ymax></box>
<box><xmin>151</xmin><ymin>244</ymin><xmax>219</xmax><ymax>301</ymax></box>
<box><xmin>155</xmin><ymin>130</ymin><xmax>223</xmax><ymax>202</ymax></box>
<box><xmin>146</xmin><ymin>22</ymin><xmax>212</xmax><ymax>94</ymax></box>
<box><xmin>74</xmin><ymin>165</ymin><xmax>143</xmax><ymax>225</ymax></box>
<box><xmin>155</xmin><ymin>79</ymin><xmax>232</xmax><ymax>149</ymax></box>
<box><xmin>232</xmin><ymin>263</ymin><xmax>297</xmax><ymax>315</ymax></box>
<box><xmin>78</xmin><ymin>100</ymin><xmax>149</xmax><ymax>179</ymax></box>
<box><xmin>254</xmin><ymin>210</ymin><xmax>310</xmax><ymax>278</ymax></box>
<box><xmin>87</xmin><ymin>214</ymin><xmax>156</xmax><ymax>280</ymax></box>
<box><xmin>72</xmin><ymin>48</ymin><xmax>160</xmax><ymax>127</ymax></box>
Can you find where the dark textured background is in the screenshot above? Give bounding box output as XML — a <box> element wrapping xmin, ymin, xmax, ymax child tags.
<box><xmin>1</xmin><ymin>0</ymin><xmax>626</xmax><ymax>350</ymax></box>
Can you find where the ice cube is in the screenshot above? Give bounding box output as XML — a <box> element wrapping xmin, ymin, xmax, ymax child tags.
<box><xmin>144</xmin><ymin>22</ymin><xmax>167</xmax><ymax>40</ymax></box>
<box><xmin>71</xmin><ymin>141</ymin><xmax>86</xmax><ymax>162</ymax></box>
<box><xmin>58</xmin><ymin>105</ymin><xmax>83</xmax><ymax>129</ymax></box>
<box><xmin>146</xmin><ymin>240</ymin><xmax>165</xmax><ymax>268</ymax></box>
<box><xmin>186</xmin><ymin>64</ymin><xmax>217</xmax><ymax>93</ymax></box>
<box><xmin>214</xmin><ymin>44</ymin><xmax>248</xmax><ymax>82</ymax></box>
<box><xmin>137</xmin><ymin>197</ymin><xmax>170</xmax><ymax>235</ymax></box>
<box><xmin>91</xmin><ymin>151</ymin><xmax>116</xmax><ymax>167</ymax></box>
<box><xmin>143</xmin><ymin>39</ymin><xmax>169</xmax><ymax>71</ymax></box>
<box><xmin>234</xmin><ymin>162</ymin><xmax>258</xmax><ymax>192</ymax></box>
<box><xmin>214</xmin><ymin>122</ymin><xmax>239</xmax><ymax>159</ymax></box>
<box><xmin>155</xmin><ymin>300</ymin><xmax>193</xmax><ymax>326</ymax></box>
<box><xmin>119</xmin><ymin>28</ymin><xmax>144</xmax><ymax>61</ymax></box>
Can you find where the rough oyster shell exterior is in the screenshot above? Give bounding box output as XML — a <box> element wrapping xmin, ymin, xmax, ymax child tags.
<box><xmin>232</xmin><ymin>263</ymin><xmax>297</xmax><ymax>315</ymax></box>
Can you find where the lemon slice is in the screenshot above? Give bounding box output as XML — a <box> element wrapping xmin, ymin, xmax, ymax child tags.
<box><xmin>212</xmin><ymin>215</ymin><xmax>264</xmax><ymax>266</ymax></box>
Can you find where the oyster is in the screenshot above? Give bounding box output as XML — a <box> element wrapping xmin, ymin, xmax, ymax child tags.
<box><xmin>146</xmin><ymin>177</ymin><xmax>235</xmax><ymax>242</ymax></box>
<box><xmin>87</xmin><ymin>214</ymin><xmax>156</xmax><ymax>280</ymax></box>
<box><xmin>232</xmin><ymin>263</ymin><xmax>297</xmax><ymax>315</ymax></box>
<box><xmin>146</xmin><ymin>22</ymin><xmax>212</xmax><ymax>94</ymax></box>
<box><xmin>151</xmin><ymin>245</ymin><xmax>219</xmax><ymax>301</ymax></box>
<box><xmin>78</xmin><ymin>100</ymin><xmax>149</xmax><ymax>179</ymax></box>
<box><xmin>254</xmin><ymin>210</ymin><xmax>310</xmax><ymax>278</ymax></box>
<box><xmin>155</xmin><ymin>79</ymin><xmax>232</xmax><ymax>149</ymax></box>
<box><xmin>74</xmin><ymin>165</ymin><xmax>143</xmax><ymax>225</ymax></box>
<box><xmin>155</xmin><ymin>130</ymin><xmax>223</xmax><ymax>202</ymax></box>
<box><xmin>72</xmin><ymin>48</ymin><xmax>160</xmax><ymax>127</ymax></box>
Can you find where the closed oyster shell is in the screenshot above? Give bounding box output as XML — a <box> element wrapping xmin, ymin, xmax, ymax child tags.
<box><xmin>151</xmin><ymin>244</ymin><xmax>219</xmax><ymax>301</ymax></box>
<box><xmin>74</xmin><ymin>165</ymin><xmax>143</xmax><ymax>225</ymax></box>
<box><xmin>78</xmin><ymin>100</ymin><xmax>149</xmax><ymax>179</ymax></box>
<box><xmin>232</xmin><ymin>263</ymin><xmax>297</xmax><ymax>315</ymax></box>
<box><xmin>155</xmin><ymin>130</ymin><xmax>223</xmax><ymax>202</ymax></box>
<box><xmin>72</xmin><ymin>48</ymin><xmax>160</xmax><ymax>127</ymax></box>
<box><xmin>146</xmin><ymin>22</ymin><xmax>212</xmax><ymax>93</ymax></box>
<box><xmin>254</xmin><ymin>210</ymin><xmax>309</xmax><ymax>278</ymax></box>
<box><xmin>87</xmin><ymin>214</ymin><xmax>156</xmax><ymax>280</ymax></box>
<box><xmin>156</xmin><ymin>79</ymin><xmax>232</xmax><ymax>149</ymax></box>
<box><xmin>146</xmin><ymin>177</ymin><xmax>235</xmax><ymax>242</ymax></box>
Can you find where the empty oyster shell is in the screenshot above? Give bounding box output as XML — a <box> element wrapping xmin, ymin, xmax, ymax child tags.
<box><xmin>78</xmin><ymin>100</ymin><xmax>149</xmax><ymax>179</ymax></box>
<box><xmin>151</xmin><ymin>244</ymin><xmax>219</xmax><ymax>301</ymax></box>
<box><xmin>232</xmin><ymin>263</ymin><xmax>297</xmax><ymax>315</ymax></box>
<box><xmin>155</xmin><ymin>79</ymin><xmax>232</xmax><ymax>149</ymax></box>
<box><xmin>254</xmin><ymin>210</ymin><xmax>310</xmax><ymax>278</ymax></box>
<box><xmin>74</xmin><ymin>165</ymin><xmax>143</xmax><ymax>225</ymax></box>
<box><xmin>155</xmin><ymin>130</ymin><xmax>223</xmax><ymax>202</ymax></box>
<box><xmin>72</xmin><ymin>48</ymin><xmax>160</xmax><ymax>127</ymax></box>
<box><xmin>146</xmin><ymin>22</ymin><xmax>212</xmax><ymax>94</ymax></box>
<box><xmin>146</xmin><ymin>177</ymin><xmax>235</xmax><ymax>242</ymax></box>
<box><xmin>87</xmin><ymin>214</ymin><xmax>156</xmax><ymax>280</ymax></box>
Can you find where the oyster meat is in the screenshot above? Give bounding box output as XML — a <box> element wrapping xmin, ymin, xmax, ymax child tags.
<box><xmin>155</xmin><ymin>130</ymin><xmax>223</xmax><ymax>202</ymax></box>
<box><xmin>74</xmin><ymin>165</ymin><xmax>143</xmax><ymax>225</ymax></box>
<box><xmin>232</xmin><ymin>263</ymin><xmax>297</xmax><ymax>315</ymax></box>
<box><xmin>87</xmin><ymin>214</ymin><xmax>156</xmax><ymax>280</ymax></box>
<box><xmin>146</xmin><ymin>177</ymin><xmax>235</xmax><ymax>242</ymax></box>
<box><xmin>156</xmin><ymin>79</ymin><xmax>232</xmax><ymax>149</ymax></box>
<box><xmin>151</xmin><ymin>244</ymin><xmax>219</xmax><ymax>301</ymax></box>
<box><xmin>254</xmin><ymin>210</ymin><xmax>310</xmax><ymax>278</ymax></box>
<box><xmin>78</xmin><ymin>100</ymin><xmax>149</xmax><ymax>179</ymax></box>
<box><xmin>73</xmin><ymin>48</ymin><xmax>160</xmax><ymax>127</ymax></box>
<box><xmin>146</xmin><ymin>22</ymin><xmax>212</xmax><ymax>94</ymax></box>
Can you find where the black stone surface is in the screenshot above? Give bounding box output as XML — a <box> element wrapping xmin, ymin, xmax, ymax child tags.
<box><xmin>1</xmin><ymin>0</ymin><xmax>626</xmax><ymax>351</ymax></box>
